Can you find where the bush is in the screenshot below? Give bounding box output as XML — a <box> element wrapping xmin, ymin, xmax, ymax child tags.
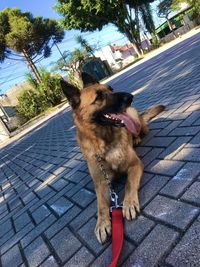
<box><xmin>16</xmin><ymin>89</ymin><xmax>48</xmax><ymax>120</ymax></box>
<box><xmin>16</xmin><ymin>68</ymin><xmax>64</xmax><ymax>121</ymax></box>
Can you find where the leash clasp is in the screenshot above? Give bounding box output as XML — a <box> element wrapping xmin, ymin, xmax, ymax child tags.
<box><xmin>110</xmin><ymin>191</ymin><xmax>122</xmax><ymax>212</ymax></box>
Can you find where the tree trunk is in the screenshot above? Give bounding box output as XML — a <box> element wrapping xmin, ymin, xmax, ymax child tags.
<box><xmin>166</xmin><ymin>17</ymin><xmax>177</xmax><ymax>38</ymax></box>
<box><xmin>131</xmin><ymin>41</ymin><xmax>143</xmax><ymax>57</ymax></box>
<box><xmin>22</xmin><ymin>50</ymin><xmax>42</xmax><ymax>82</ymax></box>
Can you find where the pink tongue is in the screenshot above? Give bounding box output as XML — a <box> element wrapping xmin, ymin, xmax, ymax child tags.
<box><xmin>111</xmin><ymin>113</ymin><xmax>141</xmax><ymax>135</ymax></box>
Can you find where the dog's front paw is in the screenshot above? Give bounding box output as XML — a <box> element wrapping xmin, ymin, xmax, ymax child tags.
<box><xmin>122</xmin><ymin>198</ymin><xmax>140</xmax><ymax>220</ymax></box>
<box><xmin>95</xmin><ymin>218</ymin><xmax>111</xmax><ymax>244</ymax></box>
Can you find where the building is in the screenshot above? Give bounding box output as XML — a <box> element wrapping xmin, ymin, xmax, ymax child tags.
<box><xmin>156</xmin><ymin>6</ymin><xmax>196</xmax><ymax>41</ymax></box>
<box><xmin>95</xmin><ymin>39</ymin><xmax>151</xmax><ymax>69</ymax></box>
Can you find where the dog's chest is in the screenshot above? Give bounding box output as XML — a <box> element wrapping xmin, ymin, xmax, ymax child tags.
<box><xmin>105</xmin><ymin>144</ymin><xmax>128</xmax><ymax>171</ymax></box>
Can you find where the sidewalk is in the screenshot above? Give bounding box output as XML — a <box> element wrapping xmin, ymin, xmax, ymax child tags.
<box><xmin>0</xmin><ymin>30</ymin><xmax>200</xmax><ymax>266</ymax></box>
<box><xmin>1</xmin><ymin>27</ymin><xmax>199</xmax><ymax>150</ymax></box>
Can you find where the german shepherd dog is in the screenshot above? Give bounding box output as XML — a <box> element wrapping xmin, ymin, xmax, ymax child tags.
<box><xmin>61</xmin><ymin>73</ymin><xmax>164</xmax><ymax>243</ymax></box>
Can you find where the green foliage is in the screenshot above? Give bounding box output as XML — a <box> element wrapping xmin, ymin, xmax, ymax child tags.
<box><xmin>157</xmin><ymin>0</ymin><xmax>173</xmax><ymax>18</ymax></box>
<box><xmin>75</xmin><ymin>35</ymin><xmax>95</xmax><ymax>56</ymax></box>
<box><xmin>17</xmin><ymin>69</ymin><xmax>63</xmax><ymax>121</ymax></box>
<box><xmin>0</xmin><ymin>8</ymin><xmax>64</xmax><ymax>63</ymax></box>
<box><xmin>54</xmin><ymin>0</ymin><xmax>155</xmax><ymax>55</ymax></box>
<box><xmin>171</xmin><ymin>0</ymin><xmax>200</xmax><ymax>22</ymax></box>
<box><xmin>51</xmin><ymin>36</ymin><xmax>95</xmax><ymax>88</ymax></box>
<box><xmin>16</xmin><ymin>89</ymin><xmax>48</xmax><ymax>120</ymax></box>
<box><xmin>38</xmin><ymin>68</ymin><xmax>63</xmax><ymax>106</ymax></box>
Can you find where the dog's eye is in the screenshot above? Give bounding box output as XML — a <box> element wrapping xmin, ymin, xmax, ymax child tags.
<box><xmin>94</xmin><ymin>91</ymin><xmax>105</xmax><ymax>103</ymax></box>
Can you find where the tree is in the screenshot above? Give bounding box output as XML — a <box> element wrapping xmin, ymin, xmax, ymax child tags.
<box><xmin>157</xmin><ymin>0</ymin><xmax>177</xmax><ymax>38</ymax></box>
<box><xmin>171</xmin><ymin>0</ymin><xmax>200</xmax><ymax>24</ymax></box>
<box><xmin>76</xmin><ymin>35</ymin><xmax>95</xmax><ymax>56</ymax></box>
<box><xmin>51</xmin><ymin>36</ymin><xmax>96</xmax><ymax>87</ymax></box>
<box><xmin>139</xmin><ymin>3</ymin><xmax>159</xmax><ymax>45</ymax></box>
<box><xmin>0</xmin><ymin>8</ymin><xmax>64</xmax><ymax>82</ymax></box>
<box><xmin>54</xmin><ymin>0</ymin><xmax>155</xmax><ymax>57</ymax></box>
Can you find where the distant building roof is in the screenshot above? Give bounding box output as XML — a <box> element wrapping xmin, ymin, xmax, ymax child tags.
<box><xmin>110</xmin><ymin>44</ymin><xmax>133</xmax><ymax>52</ymax></box>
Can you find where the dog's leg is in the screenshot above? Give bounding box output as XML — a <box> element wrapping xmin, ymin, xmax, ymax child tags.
<box><xmin>123</xmin><ymin>153</ymin><xmax>143</xmax><ymax>220</ymax></box>
<box><xmin>88</xmin><ymin>162</ymin><xmax>111</xmax><ymax>243</ymax></box>
<box><xmin>94</xmin><ymin>181</ymin><xmax>111</xmax><ymax>243</ymax></box>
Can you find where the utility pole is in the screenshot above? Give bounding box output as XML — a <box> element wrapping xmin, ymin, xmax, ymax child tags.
<box><xmin>0</xmin><ymin>94</ymin><xmax>9</xmax><ymax>122</ymax></box>
<box><xmin>54</xmin><ymin>41</ymin><xmax>68</xmax><ymax>65</ymax></box>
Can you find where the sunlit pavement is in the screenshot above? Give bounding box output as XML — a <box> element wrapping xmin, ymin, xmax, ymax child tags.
<box><xmin>0</xmin><ymin>32</ymin><xmax>200</xmax><ymax>267</ymax></box>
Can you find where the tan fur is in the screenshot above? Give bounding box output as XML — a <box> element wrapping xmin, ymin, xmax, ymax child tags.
<box><xmin>61</xmin><ymin>76</ymin><xmax>165</xmax><ymax>243</ymax></box>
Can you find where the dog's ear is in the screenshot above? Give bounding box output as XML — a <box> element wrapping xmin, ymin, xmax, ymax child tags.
<box><xmin>60</xmin><ymin>79</ymin><xmax>80</xmax><ymax>109</ymax></box>
<box><xmin>81</xmin><ymin>72</ymin><xmax>98</xmax><ymax>87</ymax></box>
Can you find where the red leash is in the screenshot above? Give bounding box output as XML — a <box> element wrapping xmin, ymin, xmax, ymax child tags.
<box><xmin>108</xmin><ymin>208</ymin><xmax>124</xmax><ymax>267</ymax></box>
<box><xmin>108</xmin><ymin>191</ymin><xmax>124</xmax><ymax>267</ymax></box>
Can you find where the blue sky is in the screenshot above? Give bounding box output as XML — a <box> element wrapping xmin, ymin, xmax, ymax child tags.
<box><xmin>0</xmin><ymin>0</ymin><xmax>163</xmax><ymax>93</ymax></box>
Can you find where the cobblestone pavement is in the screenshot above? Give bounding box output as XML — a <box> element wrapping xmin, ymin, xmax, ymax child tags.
<box><xmin>0</xmin><ymin>32</ymin><xmax>200</xmax><ymax>267</ymax></box>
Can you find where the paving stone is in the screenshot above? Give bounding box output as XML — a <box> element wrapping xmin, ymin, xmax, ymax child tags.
<box><xmin>181</xmin><ymin>182</ymin><xmax>200</xmax><ymax>205</ymax></box>
<box><xmin>0</xmin><ymin>219</ymin><xmax>12</xmax><ymax>238</ymax></box>
<box><xmin>90</xmin><ymin>240</ymin><xmax>134</xmax><ymax>267</ymax></box>
<box><xmin>168</xmin><ymin>126</ymin><xmax>200</xmax><ymax>136</ymax></box>
<box><xmin>0</xmin><ymin>204</ymin><xmax>8</xmax><ymax>216</ymax></box>
<box><xmin>142</xmin><ymin>148</ymin><xmax>164</xmax><ymax>167</ymax></box>
<box><xmin>166</xmin><ymin>215</ymin><xmax>200</xmax><ymax>267</ymax></box>
<box><xmin>1</xmin><ymin>222</ymin><xmax>34</xmax><ymax>254</ymax></box>
<box><xmin>35</xmin><ymin>185</ymin><xmax>54</xmax><ymax>198</ymax></box>
<box><xmin>65</xmin><ymin>176</ymin><xmax>91</xmax><ymax>198</ymax></box>
<box><xmin>180</xmin><ymin>110</ymin><xmax>200</xmax><ymax>126</ymax></box>
<box><xmin>158</xmin><ymin>136</ymin><xmax>191</xmax><ymax>159</ymax></box>
<box><xmin>145</xmin><ymin>136</ymin><xmax>175</xmax><ymax>147</ymax></box>
<box><xmin>69</xmin><ymin>201</ymin><xmax>97</xmax><ymax>231</ymax></box>
<box><xmin>125</xmin><ymin>215</ymin><xmax>155</xmax><ymax>244</ymax></box>
<box><xmin>52</xmin><ymin>166</ymin><xmax>67</xmax><ymax>176</ymax></box>
<box><xmin>78</xmin><ymin>217</ymin><xmax>108</xmax><ymax>254</ymax></box>
<box><xmin>136</xmin><ymin>146</ymin><xmax>152</xmax><ymax>158</ymax></box>
<box><xmin>50</xmin><ymin>178</ymin><xmax>69</xmax><ymax>191</ymax></box>
<box><xmin>124</xmin><ymin>224</ymin><xmax>178</xmax><ymax>267</ymax></box>
<box><xmin>47</xmin><ymin>183</ymin><xmax>74</xmax><ymax>206</ymax></box>
<box><xmin>65</xmin><ymin>170</ymin><xmax>88</xmax><ymax>183</ymax></box>
<box><xmin>144</xmin><ymin>195</ymin><xmax>199</xmax><ymax>230</ymax></box>
<box><xmin>50</xmin><ymin>226</ymin><xmax>82</xmax><ymax>263</ymax></box>
<box><xmin>63</xmin><ymin>246</ymin><xmax>94</xmax><ymax>267</ymax></box>
<box><xmin>13</xmin><ymin>212</ymin><xmax>32</xmax><ymax>233</ymax></box>
<box><xmin>146</xmin><ymin>159</ymin><xmax>185</xmax><ymax>176</ymax></box>
<box><xmin>85</xmin><ymin>180</ymin><xmax>95</xmax><ymax>192</ymax></box>
<box><xmin>21</xmin><ymin>214</ymin><xmax>56</xmax><ymax>248</ymax></box>
<box><xmin>50</xmin><ymin>197</ymin><xmax>73</xmax><ymax>216</ymax></box>
<box><xmin>173</xmin><ymin>147</ymin><xmax>200</xmax><ymax>161</ymax></box>
<box><xmin>139</xmin><ymin>175</ymin><xmax>170</xmax><ymax>208</ymax></box>
<box><xmin>1</xmin><ymin>244</ymin><xmax>23</xmax><ymax>267</ymax></box>
<box><xmin>32</xmin><ymin>205</ymin><xmax>51</xmax><ymax>224</ymax></box>
<box><xmin>39</xmin><ymin>255</ymin><xmax>59</xmax><ymax>267</ymax></box>
<box><xmin>0</xmin><ymin>228</ymin><xmax>15</xmax><ymax>247</ymax></box>
<box><xmin>160</xmin><ymin>162</ymin><xmax>200</xmax><ymax>198</ymax></box>
<box><xmin>156</xmin><ymin>120</ymin><xmax>182</xmax><ymax>136</ymax></box>
<box><xmin>149</xmin><ymin>120</ymin><xmax>171</xmax><ymax>130</ymax></box>
<box><xmin>140</xmin><ymin>172</ymin><xmax>154</xmax><ymax>188</ymax></box>
<box><xmin>8</xmin><ymin>196</ymin><xmax>23</xmax><ymax>211</ymax></box>
<box><xmin>45</xmin><ymin>206</ymin><xmax>81</xmax><ymax>239</ymax></box>
<box><xmin>72</xmin><ymin>188</ymin><xmax>95</xmax><ymax>208</ymax></box>
<box><xmin>24</xmin><ymin>237</ymin><xmax>50</xmax><ymax>267</ymax></box>
<box><xmin>186</xmin><ymin>131</ymin><xmax>200</xmax><ymax>148</ymax></box>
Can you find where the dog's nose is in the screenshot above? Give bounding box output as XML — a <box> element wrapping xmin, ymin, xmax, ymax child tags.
<box><xmin>122</xmin><ymin>93</ymin><xmax>133</xmax><ymax>105</ymax></box>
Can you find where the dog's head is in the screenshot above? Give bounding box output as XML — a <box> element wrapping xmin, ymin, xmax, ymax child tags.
<box><xmin>61</xmin><ymin>72</ymin><xmax>140</xmax><ymax>135</ymax></box>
